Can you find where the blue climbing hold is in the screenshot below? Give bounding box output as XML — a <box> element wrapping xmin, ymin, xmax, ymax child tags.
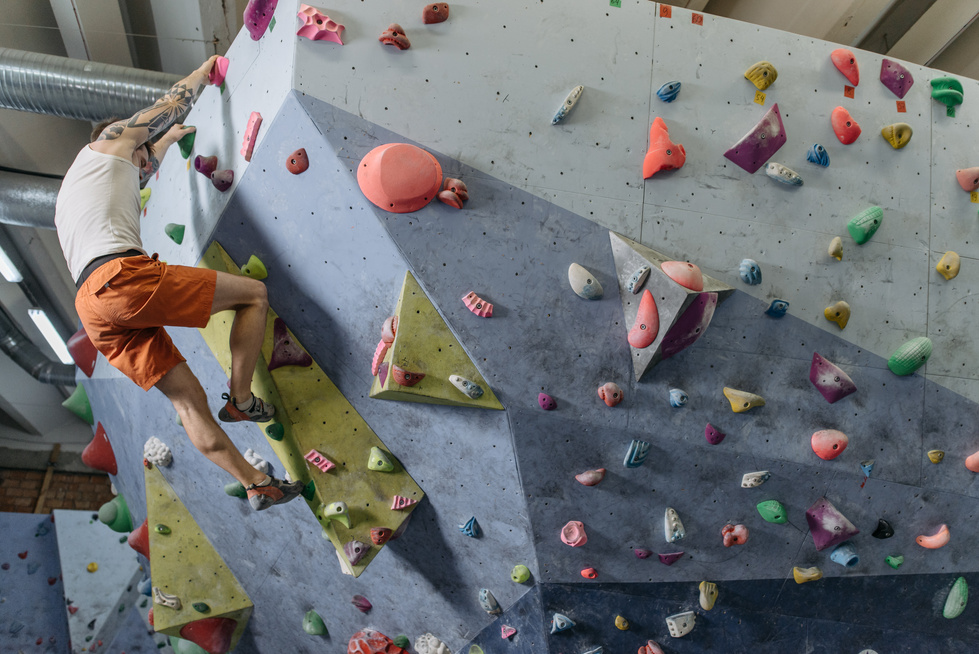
<box><xmin>459</xmin><ymin>516</ymin><xmax>480</xmax><ymax>538</ymax></box>
<box><xmin>627</xmin><ymin>265</ymin><xmax>651</xmax><ymax>294</ymax></box>
<box><xmin>623</xmin><ymin>439</ymin><xmax>650</xmax><ymax>468</ymax></box>
<box><xmin>765</xmin><ymin>299</ymin><xmax>789</xmax><ymax>317</ymax></box>
<box><xmin>656</xmin><ymin>81</ymin><xmax>681</xmax><ymax>103</ymax></box>
<box><xmin>669</xmin><ymin>388</ymin><xmax>688</xmax><ymax>407</ymax></box>
<box><xmin>739</xmin><ymin>259</ymin><xmax>762</xmax><ymax>285</ymax></box>
<box><xmin>860</xmin><ymin>459</ymin><xmax>875</xmax><ymax>478</ymax></box>
<box><xmin>806</xmin><ymin>144</ymin><xmax>830</xmax><ymax>167</ymax></box>
<box><xmin>550</xmin><ymin>613</ymin><xmax>576</xmax><ymax>634</ymax></box>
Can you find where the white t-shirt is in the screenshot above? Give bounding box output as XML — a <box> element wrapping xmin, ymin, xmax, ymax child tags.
<box><xmin>55</xmin><ymin>145</ymin><xmax>147</xmax><ymax>283</ymax></box>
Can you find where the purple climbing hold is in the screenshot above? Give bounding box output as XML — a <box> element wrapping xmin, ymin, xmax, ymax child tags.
<box><xmin>343</xmin><ymin>540</ymin><xmax>371</xmax><ymax>565</ymax></box>
<box><xmin>805</xmin><ymin>497</ymin><xmax>860</xmax><ymax>551</ymax></box>
<box><xmin>634</xmin><ymin>548</ymin><xmax>653</xmax><ymax>559</ymax></box>
<box><xmin>660</xmin><ymin>292</ymin><xmax>718</xmax><ymax>359</ymax></box>
<box><xmin>244</xmin><ymin>0</ymin><xmax>279</xmax><ymax>40</ymax></box>
<box><xmin>880</xmin><ymin>58</ymin><xmax>914</xmax><ymax>99</ymax></box>
<box><xmin>704</xmin><ymin>423</ymin><xmax>726</xmax><ymax>445</ymax></box>
<box><xmin>0</xmin><ymin>562</ymin><xmax>8</xmax><ymax>570</ymax></box>
<box><xmin>351</xmin><ymin>594</ymin><xmax>372</xmax><ymax>613</ymax></box>
<box><xmin>538</xmin><ymin>393</ymin><xmax>557</xmax><ymax>410</ymax></box>
<box><xmin>194</xmin><ymin>155</ymin><xmax>217</xmax><ymax>177</ymax></box>
<box><xmin>658</xmin><ymin>551</ymin><xmax>684</xmax><ymax>566</ymax></box>
<box><xmin>210</xmin><ymin>170</ymin><xmax>234</xmax><ymax>192</ymax></box>
<box><xmin>809</xmin><ymin>352</ymin><xmax>856</xmax><ymax>404</ymax></box>
<box><xmin>723</xmin><ymin>104</ymin><xmax>788</xmax><ymax>174</ymax></box>
<box><xmin>268</xmin><ymin>318</ymin><xmax>313</xmax><ymax>371</ymax></box>
<box><xmin>377</xmin><ymin>362</ymin><xmax>389</xmax><ymax>386</ymax></box>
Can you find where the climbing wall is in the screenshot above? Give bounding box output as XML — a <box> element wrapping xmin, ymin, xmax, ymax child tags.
<box><xmin>73</xmin><ymin>0</ymin><xmax>979</xmax><ymax>652</ymax></box>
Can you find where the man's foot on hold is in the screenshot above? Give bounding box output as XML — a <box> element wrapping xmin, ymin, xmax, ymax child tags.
<box><xmin>218</xmin><ymin>393</ymin><xmax>275</xmax><ymax>423</ymax></box>
<box><xmin>245</xmin><ymin>476</ymin><xmax>304</xmax><ymax>511</ymax></box>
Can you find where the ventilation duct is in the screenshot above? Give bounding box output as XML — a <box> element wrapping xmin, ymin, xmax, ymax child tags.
<box><xmin>0</xmin><ymin>306</ymin><xmax>76</xmax><ymax>386</ymax></box>
<box><xmin>0</xmin><ymin>47</ymin><xmax>180</xmax><ymax>122</ymax></box>
<box><xmin>0</xmin><ymin>170</ymin><xmax>60</xmax><ymax>229</ymax></box>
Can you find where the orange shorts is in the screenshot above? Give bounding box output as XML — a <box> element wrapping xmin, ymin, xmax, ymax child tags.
<box><xmin>75</xmin><ymin>255</ymin><xmax>217</xmax><ymax>391</ymax></box>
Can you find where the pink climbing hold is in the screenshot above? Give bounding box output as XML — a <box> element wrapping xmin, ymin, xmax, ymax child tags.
<box><xmin>501</xmin><ymin>625</ymin><xmax>517</xmax><ymax>639</ymax></box>
<box><xmin>462</xmin><ymin>291</ymin><xmax>493</xmax><ymax>317</ymax></box>
<box><xmin>82</xmin><ymin>423</ymin><xmax>118</xmax><ymax>476</ymax></box>
<box><xmin>831</xmin><ymin>106</ymin><xmax>861</xmax><ymax>144</ymax></box>
<box><xmin>580</xmin><ymin>567</ymin><xmax>598</xmax><ymax>579</ymax></box>
<box><xmin>358</xmin><ymin>144</ymin><xmax>441</xmax><ymax>213</ymax></box>
<box><xmin>304</xmin><ymin>449</ymin><xmax>335</xmax><ymax>473</ymax></box>
<box><xmin>67</xmin><ymin>327</ymin><xmax>98</xmax><ymax>378</ymax></box>
<box><xmin>966</xmin><ymin>450</ymin><xmax>979</xmax><ymax>472</ymax></box>
<box><xmin>661</xmin><ymin>261</ymin><xmax>704</xmax><ymax>291</ymax></box>
<box><xmin>806</xmin><ymin>497</ymin><xmax>859</xmax><ymax>551</ymax></box>
<box><xmin>371</xmin><ymin>340</ymin><xmax>388</xmax><ymax>376</ymax></box>
<box><xmin>210</xmin><ymin>170</ymin><xmax>234</xmax><ymax>192</ymax></box>
<box><xmin>642</xmin><ymin>117</ymin><xmax>686</xmax><ymax>179</ymax></box>
<box><xmin>538</xmin><ymin>393</ymin><xmax>556</xmax><ymax>410</ymax></box>
<box><xmin>243</xmin><ymin>0</ymin><xmax>278</xmax><ymax>40</ymax></box>
<box><xmin>195</xmin><ymin>155</ymin><xmax>217</xmax><ymax>177</ymax></box>
<box><xmin>377</xmin><ymin>362</ymin><xmax>389</xmax><ymax>386</ymax></box>
<box><xmin>391</xmin><ymin>495</ymin><xmax>417</xmax><ymax>510</ymax></box>
<box><xmin>660</xmin><ymin>292</ymin><xmax>718</xmax><ymax>359</ymax></box>
<box><xmin>639</xmin><ymin>641</ymin><xmax>666</xmax><ymax>654</ymax></box>
<box><xmin>296</xmin><ymin>5</ymin><xmax>344</xmax><ymax>44</ymax></box>
<box><xmin>382</xmin><ymin>316</ymin><xmax>398</xmax><ymax>343</ymax></box>
<box><xmin>379</xmin><ymin>23</ymin><xmax>410</xmax><ymax>50</ymax></box>
<box><xmin>658</xmin><ymin>551</ymin><xmax>684</xmax><ymax>566</ymax></box>
<box><xmin>955</xmin><ymin>167</ymin><xmax>979</xmax><ymax>192</ymax></box>
<box><xmin>597</xmin><ymin>382</ymin><xmax>624</xmax><ymax>407</ymax></box>
<box><xmin>560</xmin><ymin>520</ymin><xmax>587</xmax><ymax>547</ymax></box>
<box><xmin>811</xmin><ymin>429</ymin><xmax>848</xmax><ymax>460</ymax></box>
<box><xmin>392</xmin><ymin>365</ymin><xmax>425</xmax><ymax>387</ymax></box>
<box><xmin>830</xmin><ymin>48</ymin><xmax>859</xmax><ymax>86</ymax></box>
<box><xmin>628</xmin><ymin>290</ymin><xmax>659</xmax><ymax>349</ymax></box>
<box><xmin>208</xmin><ymin>56</ymin><xmax>229</xmax><ymax>86</ymax></box>
<box><xmin>423</xmin><ymin>3</ymin><xmax>449</xmax><ymax>24</ymax></box>
<box><xmin>916</xmin><ymin>524</ymin><xmax>950</xmax><ymax>549</ymax></box>
<box><xmin>127</xmin><ymin>519</ymin><xmax>150</xmax><ymax>559</ymax></box>
<box><xmin>241</xmin><ymin>112</ymin><xmax>263</xmax><ymax>162</ymax></box>
<box><xmin>179</xmin><ymin>617</ymin><xmax>238</xmax><ymax>654</ymax></box>
<box><xmin>351</xmin><ymin>595</ymin><xmax>373</xmax><ymax>613</ymax></box>
<box><xmin>721</xmin><ymin>523</ymin><xmax>749</xmax><ymax>547</ymax></box>
<box><xmin>634</xmin><ymin>548</ymin><xmax>652</xmax><ymax>559</ymax></box>
<box><xmin>575</xmin><ymin>468</ymin><xmax>606</xmax><ymax>486</ymax></box>
<box><xmin>809</xmin><ymin>352</ymin><xmax>857</xmax><ymax>404</ymax></box>
<box><xmin>438</xmin><ymin>178</ymin><xmax>468</xmax><ymax>209</ymax></box>
<box><xmin>704</xmin><ymin>423</ymin><xmax>725</xmax><ymax>445</ymax></box>
<box><xmin>268</xmin><ymin>318</ymin><xmax>313</xmax><ymax>371</ymax></box>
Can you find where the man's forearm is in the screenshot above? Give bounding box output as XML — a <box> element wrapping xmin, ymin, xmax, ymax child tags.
<box><xmin>126</xmin><ymin>68</ymin><xmax>209</xmax><ymax>142</ymax></box>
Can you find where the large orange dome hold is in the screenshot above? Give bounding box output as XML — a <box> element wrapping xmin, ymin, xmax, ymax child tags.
<box><xmin>357</xmin><ymin>143</ymin><xmax>443</xmax><ymax>213</ymax></box>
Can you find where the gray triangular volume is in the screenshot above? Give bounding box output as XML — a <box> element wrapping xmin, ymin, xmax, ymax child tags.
<box><xmin>609</xmin><ymin>232</ymin><xmax>734</xmax><ymax>381</ymax></box>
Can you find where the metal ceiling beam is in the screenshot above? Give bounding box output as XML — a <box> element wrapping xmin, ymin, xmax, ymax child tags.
<box><xmin>887</xmin><ymin>0</ymin><xmax>979</xmax><ymax>65</ymax></box>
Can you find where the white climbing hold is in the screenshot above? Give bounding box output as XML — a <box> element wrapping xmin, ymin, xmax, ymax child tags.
<box><xmin>741</xmin><ymin>471</ymin><xmax>771</xmax><ymax>488</ymax></box>
<box><xmin>243</xmin><ymin>448</ymin><xmax>269</xmax><ymax>474</ymax></box>
<box><xmin>414</xmin><ymin>633</ymin><xmax>451</xmax><ymax>654</ymax></box>
<box><xmin>143</xmin><ymin>437</ymin><xmax>172</xmax><ymax>467</ymax></box>
<box><xmin>664</xmin><ymin>507</ymin><xmax>685</xmax><ymax>543</ymax></box>
<box><xmin>665</xmin><ymin>611</ymin><xmax>695</xmax><ymax>637</ymax></box>
<box><xmin>153</xmin><ymin>587</ymin><xmax>182</xmax><ymax>610</ymax></box>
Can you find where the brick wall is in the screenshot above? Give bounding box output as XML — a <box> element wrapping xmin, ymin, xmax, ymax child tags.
<box><xmin>0</xmin><ymin>469</ymin><xmax>116</xmax><ymax>513</ymax></box>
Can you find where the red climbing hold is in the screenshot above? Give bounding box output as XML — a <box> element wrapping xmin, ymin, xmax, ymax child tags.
<box><xmin>268</xmin><ymin>318</ymin><xmax>313</xmax><ymax>371</ymax></box>
<box><xmin>69</xmin><ymin>605</ymin><xmax>79</xmax><ymax>614</ymax></box>
<box><xmin>348</xmin><ymin>629</ymin><xmax>407</xmax><ymax>654</ymax></box>
<box><xmin>17</xmin><ymin>551</ymin><xmax>27</xmax><ymax>559</ymax></box>
<box><xmin>179</xmin><ymin>617</ymin><xmax>238</xmax><ymax>654</ymax></box>
<box><xmin>128</xmin><ymin>519</ymin><xmax>150</xmax><ymax>559</ymax></box>
<box><xmin>370</xmin><ymin>527</ymin><xmax>393</xmax><ymax>545</ymax></box>
<box><xmin>378</xmin><ymin>24</ymin><xmax>410</xmax><ymax>50</ymax></box>
<box><xmin>286</xmin><ymin>148</ymin><xmax>309</xmax><ymax>175</ymax></box>
<box><xmin>81</xmin><ymin>423</ymin><xmax>117</xmax><ymax>476</ymax></box>
<box><xmin>147</xmin><ymin>607</ymin><xmax>153</xmax><ymax>626</ymax></box>
<box><xmin>67</xmin><ymin>327</ymin><xmax>98</xmax><ymax>377</ymax></box>
<box><xmin>392</xmin><ymin>365</ymin><xmax>425</xmax><ymax>387</ymax></box>
<box><xmin>423</xmin><ymin>3</ymin><xmax>449</xmax><ymax>24</ymax></box>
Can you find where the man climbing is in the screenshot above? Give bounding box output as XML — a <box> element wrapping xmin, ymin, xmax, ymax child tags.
<box><xmin>55</xmin><ymin>56</ymin><xmax>303</xmax><ymax>511</ymax></box>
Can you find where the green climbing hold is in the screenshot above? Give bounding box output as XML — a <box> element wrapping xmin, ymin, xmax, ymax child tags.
<box><xmin>265</xmin><ymin>422</ymin><xmax>285</xmax><ymax>441</ymax></box>
<box><xmin>302</xmin><ymin>609</ymin><xmax>328</xmax><ymax>635</ymax></box>
<box><xmin>165</xmin><ymin>223</ymin><xmax>185</xmax><ymax>245</ymax></box>
<box><xmin>168</xmin><ymin>636</ymin><xmax>209</xmax><ymax>654</ymax></box>
<box><xmin>885</xmin><ymin>555</ymin><xmax>904</xmax><ymax>569</ymax></box>
<box><xmin>944</xmin><ymin>577</ymin><xmax>968</xmax><ymax>619</ymax></box>
<box><xmin>118</xmin><ymin>536</ymin><xmax>127</xmax><ymax>543</ymax></box>
<box><xmin>154</xmin><ymin>523</ymin><xmax>171</xmax><ymax>535</ymax></box>
<box><xmin>62</xmin><ymin>384</ymin><xmax>94</xmax><ymax>425</ymax></box>
<box><xmin>756</xmin><ymin>499</ymin><xmax>788</xmax><ymax>524</ymax></box>
<box><xmin>97</xmin><ymin>494</ymin><xmax>132</xmax><ymax>533</ymax></box>
<box><xmin>301</xmin><ymin>480</ymin><xmax>316</xmax><ymax>501</ymax></box>
<box><xmin>931</xmin><ymin>77</ymin><xmax>964</xmax><ymax>117</ymax></box>
<box><xmin>368</xmin><ymin>446</ymin><xmax>395</xmax><ymax>472</ymax></box>
<box><xmin>393</xmin><ymin>636</ymin><xmax>410</xmax><ymax>649</ymax></box>
<box><xmin>319</xmin><ymin>501</ymin><xmax>350</xmax><ymax>528</ymax></box>
<box><xmin>177</xmin><ymin>131</ymin><xmax>196</xmax><ymax>159</ymax></box>
<box><xmin>469</xmin><ymin>646</ymin><xmax>485</xmax><ymax>654</ymax></box>
<box><xmin>224</xmin><ymin>482</ymin><xmax>247</xmax><ymax>498</ymax></box>
<box><xmin>192</xmin><ymin>602</ymin><xmax>210</xmax><ymax>613</ymax></box>
<box><xmin>119</xmin><ymin>604</ymin><xmax>125</xmax><ymax>612</ymax></box>
<box><xmin>511</xmin><ymin>564</ymin><xmax>531</xmax><ymax>583</ymax></box>
<box><xmin>847</xmin><ymin>206</ymin><xmax>883</xmax><ymax>245</ymax></box>
<box><xmin>888</xmin><ymin>337</ymin><xmax>932</xmax><ymax>376</ymax></box>
<box><xmin>241</xmin><ymin>254</ymin><xmax>268</xmax><ymax>280</ymax></box>
<box><xmin>140</xmin><ymin>188</ymin><xmax>151</xmax><ymax>211</ymax></box>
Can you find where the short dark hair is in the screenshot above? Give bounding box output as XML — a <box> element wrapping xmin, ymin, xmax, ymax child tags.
<box><xmin>90</xmin><ymin>117</ymin><xmax>155</xmax><ymax>158</ymax></box>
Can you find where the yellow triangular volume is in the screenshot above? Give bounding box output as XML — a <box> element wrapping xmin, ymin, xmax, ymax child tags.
<box><xmin>144</xmin><ymin>463</ymin><xmax>252</xmax><ymax>648</ymax></box>
<box><xmin>370</xmin><ymin>271</ymin><xmax>503</xmax><ymax>409</ymax></box>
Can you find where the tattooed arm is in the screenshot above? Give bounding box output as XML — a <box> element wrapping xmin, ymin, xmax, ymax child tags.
<box><xmin>138</xmin><ymin>124</ymin><xmax>196</xmax><ymax>188</ymax></box>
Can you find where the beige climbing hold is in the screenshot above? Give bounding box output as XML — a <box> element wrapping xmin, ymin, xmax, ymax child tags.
<box><xmin>880</xmin><ymin>122</ymin><xmax>912</xmax><ymax>149</ymax></box>
<box><xmin>792</xmin><ymin>566</ymin><xmax>823</xmax><ymax>584</ymax></box>
<box><xmin>928</xmin><ymin>449</ymin><xmax>945</xmax><ymax>464</ymax></box>
<box><xmin>699</xmin><ymin>581</ymin><xmax>718</xmax><ymax>610</ymax></box>
<box><xmin>937</xmin><ymin>251</ymin><xmax>960</xmax><ymax>280</ymax></box>
<box><xmin>824</xmin><ymin>301</ymin><xmax>850</xmax><ymax>330</ymax></box>
<box><xmin>723</xmin><ymin>387</ymin><xmax>765</xmax><ymax>413</ymax></box>
<box><xmin>828</xmin><ymin>236</ymin><xmax>842</xmax><ymax>261</ymax></box>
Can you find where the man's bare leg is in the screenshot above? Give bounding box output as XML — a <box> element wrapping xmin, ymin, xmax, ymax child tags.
<box><xmin>155</xmin><ymin>362</ymin><xmax>265</xmax><ymax>486</ymax></box>
<box><xmin>209</xmin><ymin>271</ymin><xmax>269</xmax><ymax>403</ymax></box>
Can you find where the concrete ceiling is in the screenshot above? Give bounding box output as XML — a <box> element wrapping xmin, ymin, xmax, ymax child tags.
<box><xmin>0</xmin><ymin>0</ymin><xmax>976</xmax><ymax>463</ymax></box>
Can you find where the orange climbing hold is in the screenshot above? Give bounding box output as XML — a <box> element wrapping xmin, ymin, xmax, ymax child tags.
<box><xmin>82</xmin><ymin>423</ymin><xmax>118</xmax><ymax>476</ymax></box>
<box><xmin>642</xmin><ymin>117</ymin><xmax>686</xmax><ymax>179</ymax></box>
<box><xmin>916</xmin><ymin>524</ymin><xmax>950</xmax><ymax>549</ymax></box>
<box><xmin>348</xmin><ymin>629</ymin><xmax>407</xmax><ymax>654</ymax></box>
<box><xmin>661</xmin><ymin>261</ymin><xmax>704</xmax><ymax>291</ymax></box>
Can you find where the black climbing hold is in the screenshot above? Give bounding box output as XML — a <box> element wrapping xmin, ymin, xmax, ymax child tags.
<box><xmin>872</xmin><ymin>518</ymin><xmax>894</xmax><ymax>539</ymax></box>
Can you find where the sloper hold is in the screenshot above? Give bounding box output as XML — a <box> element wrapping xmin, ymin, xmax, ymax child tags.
<box><xmin>538</xmin><ymin>393</ymin><xmax>556</xmax><ymax>410</ymax></box>
<box><xmin>665</xmin><ymin>611</ymin><xmax>695</xmax><ymax>638</ymax></box>
<box><xmin>628</xmin><ymin>290</ymin><xmax>659</xmax><ymax>348</ymax></box>
<box><xmin>368</xmin><ymin>446</ymin><xmax>395</xmax><ymax>472</ymax></box>
<box><xmin>642</xmin><ymin>117</ymin><xmax>686</xmax><ymax>179</ymax></box>
<box><xmin>143</xmin><ymin>464</ymin><xmax>252</xmax><ymax>650</ymax></box>
<box><xmin>809</xmin><ymin>352</ymin><xmax>857</xmax><ymax>403</ymax></box>
<box><xmin>723</xmin><ymin>103</ymin><xmax>787</xmax><ymax>174</ymax></box>
<box><xmin>744</xmin><ymin>61</ymin><xmax>778</xmax><ymax>90</ymax></box>
<box><xmin>831</xmin><ymin>48</ymin><xmax>859</xmax><ymax>86</ymax></box>
<box><xmin>828</xmin><ymin>236</ymin><xmax>842</xmax><ymax>260</ymax></box>
<box><xmin>664</xmin><ymin>507</ymin><xmax>685</xmax><ymax>543</ymax></box>
<box><xmin>929</xmin><ymin>449</ymin><xmax>945</xmax><ymax>464</ymax></box>
<box><xmin>831</xmin><ymin>106</ymin><xmax>861</xmax><ymax>144</ymax></box>
<box><xmin>880</xmin><ymin>58</ymin><xmax>913</xmax><ymax>98</ymax></box>
<box><xmin>723</xmin><ymin>387</ymin><xmax>765</xmax><ymax>413</ymax></box>
<box><xmin>267</xmin><ymin>318</ymin><xmax>313</xmax><ymax>371</ymax></box>
<box><xmin>82</xmin><ymin>422</ymin><xmax>118</xmax><ymax>475</ymax></box>
<box><xmin>208</xmin><ymin>55</ymin><xmax>229</xmax><ymax>86</ymax></box>
<box><xmin>98</xmin><ymin>493</ymin><xmax>132</xmax><ymax>532</ymax></box>
<box><xmin>936</xmin><ymin>251</ymin><xmax>960</xmax><ymax>280</ymax></box>
<box><xmin>881</xmin><ymin>123</ymin><xmax>912</xmax><ymax>149</ymax></box>
<box><xmin>575</xmin><ymin>468</ymin><xmax>606</xmax><ymax>486</ymax></box>
<box><xmin>358</xmin><ymin>143</ymin><xmax>441</xmax><ymax>213</ymax></box>
<box><xmin>423</xmin><ymin>3</ymin><xmax>449</xmax><ymax>24</ymax></box>
<box><xmin>63</xmin><ymin>383</ymin><xmax>93</xmax><ymax>424</ymax></box>
<box><xmin>302</xmin><ymin>610</ymin><xmax>327</xmax><ymax>635</ymax></box>
<box><xmin>805</xmin><ymin>496</ymin><xmax>859</xmax><ymax>550</ymax></box>
<box><xmin>739</xmin><ymin>259</ymin><xmax>762</xmax><ymax>284</ymax></box>
<box><xmin>550</xmin><ymin>613</ymin><xmax>575</xmax><ymax>634</ymax></box>
<box><xmin>552</xmin><ymin>85</ymin><xmax>583</xmax><ymax>125</ymax></box>
<box><xmin>793</xmin><ymin>566</ymin><xmax>822</xmax><ymax>583</ymax></box>
<box><xmin>656</xmin><ymin>81</ymin><xmax>681</xmax><ymax>103</ymax></box>
<box><xmin>944</xmin><ymin>577</ymin><xmax>969</xmax><ymax>619</ymax></box>
<box><xmin>623</xmin><ymin>439</ymin><xmax>649</xmax><ymax>467</ymax></box>
<box><xmin>580</xmin><ymin>568</ymin><xmax>598</xmax><ymax>580</ymax></box>
<box><xmin>661</xmin><ymin>261</ymin><xmax>704</xmax><ymax>291</ymax></box>
<box><xmin>807</xmin><ymin>143</ymin><xmax>830</xmax><ymax>167</ymax></box>
<box><xmin>243</xmin><ymin>0</ymin><xmax>278</xmax><ymax>40</ymax></box>
<box><xmin>916</xmin><ymin>524</ymin><xmax>950</xmax><ymax>549</ymax></box>
<box><xmin>615</xmin><ymin>615</ymin><xmax>629</xmax><ymax>630</ymax></box>
<box><xmin>757</xmin><ymin>500</ymin><xmax>787</xmax><ymax>524</ymax></box>
<box><xmin>296</xmin><ymin>5</ymin><xmax>344</xmax><ymax>44</ymax></box>
<box><xmin>887</xmin><ymin>336</ymin><xmax>932</xmax><ymax>375</ymax></box>
<box><xmin>956</xmin><ymin>167</ymin><xmax>979</xmax><ymax>192</ymax></box>
<box><xmin>165</xmin><ymin>223</ymin><xmax>185</xmax><ymax>244</ymax></box>
<box><xmin>511</xmin><ymin>565</ymin><xmax>531</xmax><ymax>583</ymax></box>
<box><xmin>569</xmin><ymin>262</ymin><xmax>603</xmax><ymax>299</ymax></box>
<box><xmin>286</xmin><ymin>148</ymin><xmax>309</xmax><ymax>174</ymax></box>
<box><xmin>824</xmin><ymin>301</ymin><xmax>850</xmax><ymax>329</ymax></box>
<box><xmin>67</xmin><ymin>326</ymin><xmax>98</xmax><ymax>377</ymax></box>
<box><xmin>461</xmin><ymin>291</ymin><xmax>493</xmax><ymax>317</ymax></box>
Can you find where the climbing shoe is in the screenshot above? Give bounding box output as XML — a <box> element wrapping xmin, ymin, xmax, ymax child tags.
<box><xmin>218</xmin><ymin>393</ymin><xmax>275</xmax><ymax>423</ymax></box>
<box><xmin>245</xmin><ymin>477</ymin><xmax>304</xmax><ymax>511</ymax></box>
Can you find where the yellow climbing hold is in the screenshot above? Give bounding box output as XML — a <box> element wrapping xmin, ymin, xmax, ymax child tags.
<box><xmin>928</xmin><ymin>450</ymin><xmax>945</xmax><ymax>464</ymax></box>
<box><xmin>937</xmin><ymin>251</ymin><xmax>960</xmax><ymax>280</ymax></box>
<box><xmin>241</xmin><ymin>254</ymin><xmax>268</xmax><ymax>280</ymax></box>
<box><xmin>824</xmin><ymin>301</ymin><xmax>850</xmax><ymax>330</ymax></box>
<box><xmin>615</xmin><ymin>615</ymin><xmax>630</xmax><ymax>630</ymax></box>
<box><xmin>744</xmin><ymin>61</ymin><xmax>778</xmax><ymax>90</ymax></box>
<box><xmin>699</xmin><ymin>581</ymin><xmax>718</xmax><ymax>610</ymax></box>
<box><xmin>792</xmin><ymin>566</ymin><xmax>822</xmax><ymax>584</ymax></box>
<box><xmin>86</xmin><ymin>562</ymin><xmax>98</xmax><ymax>573</ymax></box>
<box><xmin>880</xmin><ymin>122</ymin><xmax>912</xmax><ymax>149</ymax></box>
<box><xmin>139</xmin><ymin>188</ymin><xmax>151</xmax><ymax>211</ymax></box>
<box><xmin>828</xmin><ymin>236</ymin><xmax>842</xmax><ymax>261</ymax></box>
<box><xmin>723</xmin><ymin>387</ymin><xmax>765</xmax><ymax>413</ymax></box>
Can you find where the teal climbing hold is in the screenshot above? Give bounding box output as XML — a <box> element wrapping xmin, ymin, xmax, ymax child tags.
<box><xmin>302</xmin><ymin>609</ymin><xmax>328</xmax><ymax>635</ymax></box>
<box><xmin>459</xmin><ymin>516</ymin><xmax>480</xmax><ymax>538</ymax></box>
<box><xmin>265</xmin><ymin>422</ymin><xmax>285</xmax><ymax>441</ymax></box>
<box><xmin>192</xmin><ymin>602</ymin><xmax>210</xmax><ymax>613</ymax></box>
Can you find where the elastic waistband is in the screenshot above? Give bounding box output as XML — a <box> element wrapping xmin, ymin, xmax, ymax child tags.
<box><xmin>75</xmin><ymin>249</ymin><xmax>146</xmax><ymax>289</ymax></box>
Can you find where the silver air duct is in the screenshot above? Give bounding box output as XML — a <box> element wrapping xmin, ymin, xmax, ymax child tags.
<box><xmin>0</xmin><ymin>47</ymin><xmax>180</xmax><ymax>122</ymax></box>
<box><xmin>0</xmin><ymin>307</ymin><xmax>76</xmax><ymax>386</ymax></box>
<box><xmin>0</xmin><ymin>170</ymin><xmax>60</xmax><ymax>230</ymax></box>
